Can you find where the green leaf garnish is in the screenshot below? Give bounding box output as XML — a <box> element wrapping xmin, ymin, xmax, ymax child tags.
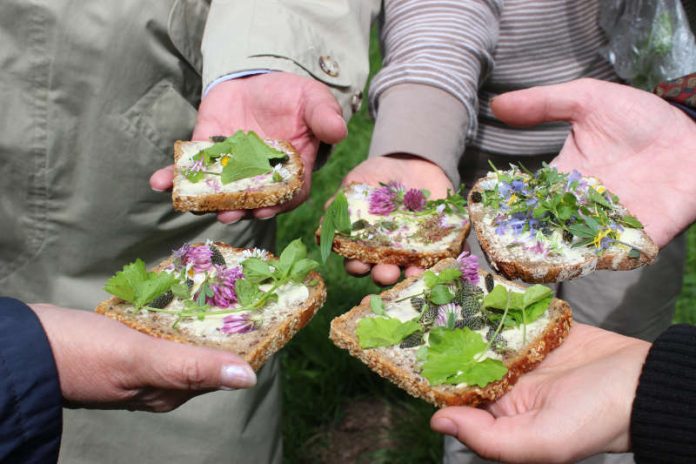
<box><xmin>483</xmin><ymin>284</ymin><xmax>553</xmax><ymax>327</ymax></box>
<box><xmin>356</xmin><ymin>316</ymin><xmax>421</xmax><ymax>349</ymax></box>
<box><xmin>320</xmin><ymin>191</ymin><xmax>351</xmax><ymax>263</ymax></box>
<box><xmin>370</xmin><ymin>295</ymin><xmax>386</xmax><ymax>315</ymax></box>
<box><xmin>420</xmin><ymin>328</ymin><xmax>507</xmax><ymax>386</ymax></box>
<box><xmin>104</xmin><ymin>259</ymin><xmax>177</xmax><ymax>309</ymax></box>
<box><xmin>429</xmin><ymin>284</ymin><xmax>455</xmax><ymax>305</ymax></box>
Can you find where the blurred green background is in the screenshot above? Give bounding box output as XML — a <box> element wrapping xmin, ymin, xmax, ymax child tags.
<box><xmin>277</xmin><ymin>33</ymin><xmax>696</xmax><ymax>463</ymax></box>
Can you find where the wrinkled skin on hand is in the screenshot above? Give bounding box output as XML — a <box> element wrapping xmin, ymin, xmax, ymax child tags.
<box><xmin>32</xmin><ymin>304</ymin><xmax>257</xmax><ymax>412</ymax></box>
<box><xmin>431</xmin><ymin>323</ymin><xmax>650</xmax><ymax>463</ymax></box>
<box><xmin>340</xmin><ymin>154</ymin><xmax>454</xmax><ymax>286</ymax></box>
<box><xmin>491</xmin><ymin>78</ymin><xmax>696</xmax><ymax>248</ymax></box>
<box><xmin>150</xmin><ymin>72</ymin><xmax>347</xmax><ymax>222</ymax></box>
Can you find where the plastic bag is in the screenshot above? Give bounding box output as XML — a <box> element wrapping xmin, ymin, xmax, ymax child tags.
<box><xmin>600</xmin><ymin>0</ymin><xmax>696</xmax><ymax>90</ymax></box>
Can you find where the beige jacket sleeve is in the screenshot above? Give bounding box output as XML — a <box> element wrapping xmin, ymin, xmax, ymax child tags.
<box><xmin>202</xmin><ymin>0</ymin><xmax>380</xmax><ymax>120</ymax></box>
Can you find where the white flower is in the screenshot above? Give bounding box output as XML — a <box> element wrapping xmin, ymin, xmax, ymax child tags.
<box><xmin>272</xmin><ymin>164</ymin><xmax>291</xmax><ymax>181</ymax></box>
<box><xmin>353</xmin><ymin>184</ymin><xmax>370</xmax><ymax>196</ymax></box>
<box><xmin>241</xmin><ymin>248</ymin><xmax>269</xmax><ymax>260</ymax></box>
<box><xmin>436</xmin><ymin>204</ymin><xmax>446</xmax><ymax>214</ymax></box>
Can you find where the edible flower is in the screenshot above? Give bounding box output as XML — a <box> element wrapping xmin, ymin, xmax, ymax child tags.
<box><xmin>205</xmin><ymin>265</ymin><xmax>244</xmax><ymax>308</ymax></box>
<box><xmin>220</xmin><ymin>312</ymin><xmax>258</xmax><ymax>334</ymax></box>
<box><xmin>368</xmin><ymin>185</ymin><xmax>397</xmax><ymax>215</ymax></box>
<box><xmin>435</xmin><ymin>303</ymin><xmax>461</xmax><ymax>328</ymax></box>
<box><xmin>593</xmin><ymin>228</ymin><xmax>612</xmax><ymax>249</ymax></box>
<box><xmin>403</xmin><ymin>188</ymin><xmax>426</xmax><ymax>211</ymax></box>
<box><xmin>185</xmin><ymin>245</ymin><xmax>214</xmax><ymax>272</ymax></box>
<box><xmin>456</xmin><ymin>251</ymin><xmax>479</xmax><ymax>285</ymax></box>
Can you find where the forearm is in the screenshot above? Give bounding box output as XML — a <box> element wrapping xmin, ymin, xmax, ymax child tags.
<box><xmin>202</xmin><ymin>0</ymin><xmax>380</xmax><ymax>119</ymax></box>
<box><xmin>369</xmin><ymin>0</ymin><xmax>503</xmax><ymax>185</ymax></box>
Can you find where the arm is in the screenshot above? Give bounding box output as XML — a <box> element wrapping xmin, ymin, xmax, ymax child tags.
<box><xmin>151</xmin><ymin>0</ymin><xmax>380</xmax><ymax>221</ymax></box>
<box><xmin>342</xmin><ymin>0</ymin><xmax>503</xmax><ymax>285</ymax></box>
<box><xmin>430</xmin><ymin>323</ymin><xmax>696</xmax><ymax>463</ymax></box>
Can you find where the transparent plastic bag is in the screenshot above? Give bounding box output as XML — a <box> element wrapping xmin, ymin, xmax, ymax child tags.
<box><xmin>600</xmin><ymin>0</ymin><xmax>696</xmax><ymax>90</ymax></box>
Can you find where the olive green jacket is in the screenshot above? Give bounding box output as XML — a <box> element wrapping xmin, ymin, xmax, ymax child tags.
<box><xmin>0</xmin><ymin>1</ymin><xmax>377</xmax><ymax>462</ymax></box>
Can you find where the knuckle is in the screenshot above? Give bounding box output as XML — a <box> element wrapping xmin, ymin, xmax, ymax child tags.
<box><xmin>179</xmin><ymin>358</ymin><xmax>207</xmax><ymax>390</ymax></box>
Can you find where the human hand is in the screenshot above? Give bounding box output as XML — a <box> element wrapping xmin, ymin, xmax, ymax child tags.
<box><xmin>150</xmin><ymin>72</ymin><xmax>347</xmax><ymax>223</ymax></box>
<box><xmin>31</xmin><ymin>304</ymin><xmax>257</xmax><ymax>412</ymax></box>
<box><xmin>491</xmin><ymin>78</ymin><xmax>696</xmax><ymax>248</ymax></box>
<box><xmin>340</xmin><ymin>154</ymin><xmax>453</xmax><ymax>285</ymax></box>
<box><xmin>431</xmin><ymin>323</ymin><xmax>650</xmax><ymax>463</ymax></box>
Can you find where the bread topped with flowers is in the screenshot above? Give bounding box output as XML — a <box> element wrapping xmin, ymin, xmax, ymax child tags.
<box><xmin>96</xmin><ymin>240</ymin><xmax>326</xmax><ymax>370</ymax></box>
<box><xmin>468</xmin><ymin>164</ymin><xmax>658</xmax><ymax>283</ymax></box>
<box><xmin>317</xmin><ymin>182</ymin><xmax>470</xmax><ymax>266</ymax></box>
<box><xmin>172</xmin><ymin>131</ymin><xmax>303</xmax><ymax>213</ymax></box>
<box><xmin>330</xmin><ymin>252</ymin><xmax>572</xmax><ymax>407</ymax></box>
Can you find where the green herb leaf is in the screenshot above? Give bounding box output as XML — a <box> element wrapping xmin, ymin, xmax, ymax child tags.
<box><xmin>423</xmin><ymin>269</ymin><xmax>462</xmax><ymax>289</ymax></box>
<box><xmin>370</xmin><ymin>295</ymin><xmax>386</xmax><ymax>315</ymax></box>
<box><xmin>320</xmin><ymin>191</ymin><xmax>351</xmax><ymax>263</ymax></box>
<box><xmin>430</xmin><ymin>284</ymin><xmax>455</xmax><ymax>305</ymax></box>
<box><xmin>104</xmin><ymin>259</ymin><xmax>177</xmax><ymax>309</ymax></box>
<box><xmin>221</xmin><ymin>149</ymin><xmax>272</xmax><ymax>184</ymax></box>
<box><xmin>289</xmin><ymin>258</ymin><xmax>319</xmax><ymax>283</ymax></box>
<box><xmin>242</xmin><ymin>258</ymin><xmax>274</xmax><ymax>283</ymax></box>
<box><xmin>483</xmin><ymin>284</ymin><xmax>553</xmax><ymax>327</ymax></box>
<box><xmin>421</xmin><ymin>328</ymin><xmax>507</xmax><ymax>386</ymax></box>
<box><xmin>356</xmin><ymin>316</ymin><xmax>421</xmax><ymax>349</ymax></box>
<box><xmin>235</xmin><ymin>279</ymin><xmax>260</xmax><ymax>307</ymax></box>
<box><xmin>278</xmin><ymin>238</ymin><xmax>307</xmax><ymax>279</ymax></box>
<box><xmin>620</xmin><ymin>215</ymin><xmax>643</xmax><ymax>229</ymax></box>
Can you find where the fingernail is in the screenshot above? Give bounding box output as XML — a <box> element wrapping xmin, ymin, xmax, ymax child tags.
<box><xmin>256</xmin><ymin>213</ymin><xmax>276</xmax><ymax>221</ymax></box>
<box><xmin>221</xmin><ymin>364</ymin><xmax>257</xmax><ymax>389</ymax></box>
<box><xmin>151</xmin><ymin>186</ymin><xmax>166</xmax><ymax>192</ymax></box>
<box><xmin>219</xmin><ymin>216</ymin><xmax>242</xmax><ymax>225</ymax></box>
<box><xmin>431</xmin><ymin>417</ymin><xmax>458</xmax><ymax>436</ymax></box>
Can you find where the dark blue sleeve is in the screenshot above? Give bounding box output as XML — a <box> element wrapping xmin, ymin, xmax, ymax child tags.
<box><xmin>0</xmin><ymin>298</ymin><xmax>62</xmax><ymax>463</ymax></box>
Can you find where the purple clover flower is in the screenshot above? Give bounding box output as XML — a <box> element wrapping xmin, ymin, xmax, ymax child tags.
<box><xmin>387</xmin><ymin>181</ymin><xmax>406</xmax><ymax>194</ymax></box>
<box><xmin>368</xmin><ymin>186</ymin><xmax>397</xmax><ymax>215</ymax></box>
<box><xmin>173</xmin><ymin>243</ymin><xmax>191</xmax><ymax>265</ymax></box>
<box><xmin>186</xmin><ymin>245</ymin><xmax>214</xmax><ymax>272</ymax></box>
<box><xmin>189</xmin><ymin>159</ymin><xmax>205</xmax><ymax>173</ymax></box>
<box><xmin>205</xmin><ymin>177</ymin><xmax>221</xmax><ymax>192</ymax></box>
<box><xmin>206</xmin><ymin>265</ymin><xmax>244</xmax><ymax>308</ymax></box>
<box><xmin>403</xmin><ymin>188</ymin><xmax>426</xmax><ymax>211</ymax></box>
<box><xmin>220</xmin><ymin>313</ymin><xmax>258</xmax><ymax>334</ymax></box>
<box><xmin>435</xmin><ymin>303</ymin><xmax>461</xmax><ymax>328</ymax></box>
<box><xmin>457</xmin><ymin>251</ymin><xmax>479</xmax><ymax>285</ymax></box>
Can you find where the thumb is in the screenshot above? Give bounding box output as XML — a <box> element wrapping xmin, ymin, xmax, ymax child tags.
<box><xmin>139</xmin><ymin>339</ymin><xmax>257</xmax><ymax>391</ymax></box>
<box><xmin>431</xmin><ymin>407</ymin><xmax>544</xmax><ymax>463</ymax></box>
<box><xmin>302</xmin><ymin>81</ymin><xmax>347</xmax><ymax>145</ymax></box>
<box><xmin>491</xmin><ymin>79</ymin><xmax>598</xmax><ymax>127</ymax></box>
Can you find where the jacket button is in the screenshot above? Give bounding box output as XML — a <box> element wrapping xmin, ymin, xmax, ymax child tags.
<box><xmin>351</xmin><ymin>91</ymin><xmax>363</xmax><ymax>113</ymax></box>
<box><xmin>319</xmin><ymin>55</ymin><xmax>340</xmax><ymax>77</ymax></box>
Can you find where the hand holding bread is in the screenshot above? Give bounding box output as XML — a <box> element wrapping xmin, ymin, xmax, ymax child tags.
<box><xmin>150</xmin><ymin>72</ymin><xmax>347</xmax><ymax>222</ymax></box>
<box><xmin>31</xmin><ymin>303</ymin><xmax>257</xmax><ymax>412</ymax></box>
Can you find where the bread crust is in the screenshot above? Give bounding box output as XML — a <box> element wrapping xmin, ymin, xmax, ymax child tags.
<box><xmin>468</xmin><ymin>179</ymin><xmax>658</xmax><ymax>283</ymax></box>
<box><xmin>172</xmin><ymin>140</ymin><xmax>304</xmax><ymax>213</ymax></box>
<box><xmin>95</xmin><ymin>243</ymin><xmax>326</xmax><ymax>371</ymax></box>
<box><xmin>329</xmin><ymin>259</ymin><xmax>572</xmax><ymax>408</ymax></box>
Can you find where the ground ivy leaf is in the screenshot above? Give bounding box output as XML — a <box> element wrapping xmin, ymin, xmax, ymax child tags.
<box><xmin>356</xmin><ymin>316</ymin><xmax>421</xmax><ymax>349</ymax></box>
<box><xmin>242</xmin><ymin>258</ymin><xmax>274</xmax><ymax>283</ymax></box>
<box><xmin>278</xmin><ymin>239</ymin><xmax>307</xmax><ymax>278</ymax></box>
<box><xmin>221</xmin><ymin>149</ymin><xmax>272</xmax><ymax>184</ymax></box>
<box><xmin>430</xmin><ymin>284</ymin><xmax>454</xmax><ymax>305</ymax></box>
<box><xmin>449</xmin><ymin>358</ymin><xmax>508</xmax><ymax>387</ymax></box>
<box><xmin>289</xmin><ymin>258</ymin><xmax>319</xmax><ymax>282</ymax></box>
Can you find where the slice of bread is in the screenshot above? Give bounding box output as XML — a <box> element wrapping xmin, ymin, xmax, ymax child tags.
<box><xmin>96</xmin><ymin>242</ymin><xmax>326</xmax><ymax>371</ymax></box>
<box><xmin>468</xmin><ymin>168</ymin><xmax>658</xmax><ymax>283</ymax></box>
<box><xmin>330</xmin><ymin>258</ymin><xmax>572</xmax><ymax>408</ymax></box>
<box><xmin>317</xmin><ymin>183</ymin><xmax>470</xmax><ymax>268</ymax></box>
<box><xmin>172</xmin><ymin>139</ymin><xmax>304</xmax><ymax>213</ymax></box>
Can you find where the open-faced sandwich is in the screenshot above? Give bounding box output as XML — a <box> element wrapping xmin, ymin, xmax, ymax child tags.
<box><xmin>172</xmin><ymin>131</ymin><xmax>303</xmax><ymax>212</ymax></box>
<box><xmin>96</xmin><ymin>240</ymin><xmax>325</xmax><ymax>370</ymax></box>
<box><xmin>317</xmin><ymin>182</ymin><xmax>470</xmax><ymax>266</ymax></box>
<box><xmin>468</xmin><ymin>164</ymin><xmax>658</xmax><ymax>283</ymax></box>
<box><xmin>330</xmin><ymin>253</ymin><xmax>572</xmax><ymax>407</ymax></box>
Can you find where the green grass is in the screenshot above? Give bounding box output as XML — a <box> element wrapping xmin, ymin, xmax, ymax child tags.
<box><xmin>278</xmin><ymin>30</ymin><xmax>696</xmax><ymax>463</ymax></box>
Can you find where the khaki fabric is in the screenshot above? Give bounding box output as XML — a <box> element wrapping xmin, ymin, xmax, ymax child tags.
<box><xmin>0</xmin><ymin>0</ymin><xmax>370</xmax><ymax>462</ymax></box>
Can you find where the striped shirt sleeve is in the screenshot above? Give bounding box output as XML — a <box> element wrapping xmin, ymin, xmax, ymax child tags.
<box><xmin>368</xmin><ymin>0</ymin><xmax>503</xmax><ymax>185</ymax></box>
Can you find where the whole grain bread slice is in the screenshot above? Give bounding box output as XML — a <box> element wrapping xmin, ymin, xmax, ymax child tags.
<box><xmin>172</xmin><ymin>140</ymin><xmax>304</xmax><ymax>213</ymax></box>
<box><xmin>316</xmin><ymin>183</ymin><xmax>471</xmax><ymax>268</ymax></box>
<box><xmin>468</xmin><ymin>175</ymin><xmax>658</xmax><ymax>283</ymax></box>
<box><xmin>330</xmin><ymin>259</ymin><xmax>572</xmax><ymax>408</ymax></box>
<box><xmin>96</xmin><ymin>243</ymin><xmax>326</xmax><ymax>371</ymax></box>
